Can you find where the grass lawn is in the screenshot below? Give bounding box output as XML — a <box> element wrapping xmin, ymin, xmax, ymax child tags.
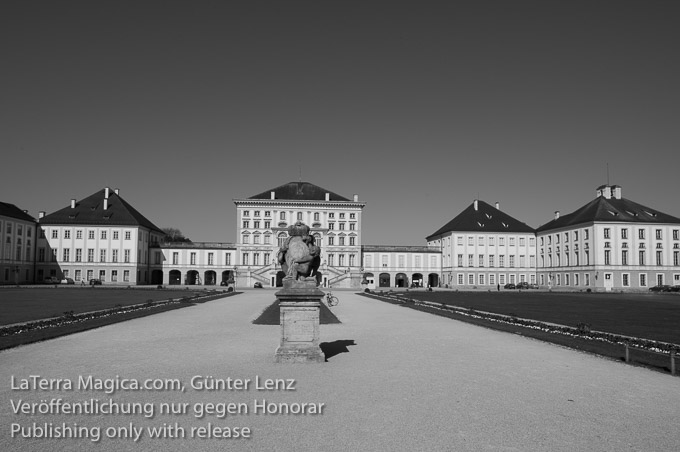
<box><xmin>404</xmin><ymin>291</ymin><xmax>680</xmax><ymax>344</ymax></box>
<box><xmin>0</xmin><ymin>287</ymin><xmax>210</xmax><ymax>326</ymax></box>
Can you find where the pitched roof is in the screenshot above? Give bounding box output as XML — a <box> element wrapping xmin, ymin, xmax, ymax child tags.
<box><xmin>536</xmin><ymin>196</ymin><xmax>680</xmax><ymax>232</ymax></box>
<box><xmin>248</xmin><ymin>181</ymin><xmax>352</xmax><ymax>202</ymax></box>
<box><xmin>0</xmin><ymin>201</ymin><xmax>35</xmax><ymax>222</ymax></box>
<box><xmin>426</xmin><ymin>200</ymin><xmax>534</xmax><ymax>240</ymax></box>
<box><xmin>39</xmin><ymin>188</ymin><xmax>164</xmax><ymax>233</ymax></box>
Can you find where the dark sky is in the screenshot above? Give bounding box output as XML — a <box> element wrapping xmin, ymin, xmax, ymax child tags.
<box><xmin>2</xmin><ymin>1</ymin><xmax>679</xmax><ymax>244</ymax></box>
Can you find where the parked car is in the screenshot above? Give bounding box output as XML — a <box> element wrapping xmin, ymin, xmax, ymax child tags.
<box><xmin>516</xmin><ymin>282</ymin><xmax>530</xmax><ymax>290</ymax></box>
<box><xmin>89</xmin><ymin>279</ymin><xmax>102</xmax><ymax>286</ymax></box>
<box><xmin>503</xmin><ymin>283</ymin><xmax>516</xmax><ymax>289</ymax></box>
<box><xmin>44</xmin><ymin>277</ymin><xmax>60</xmax><ymax>284</ymax></box>
<box><xmin>649</xmin><ymin>285</ymin><xmax>672</xmax><ymax>292</ymax></box>
<box><xmin>671</xmin><ymin>285</ymin><xmax>680</xmax><ymax>292</ymax></box>
<box><xmin>61</xmin><ymin>278</ymin><xmax>75</xmax><ymax>285</ymax></box>
<box><xmin>253</xmin><ymin>282</ymin><xmax>263</xmax><ymax>288</ymax></box>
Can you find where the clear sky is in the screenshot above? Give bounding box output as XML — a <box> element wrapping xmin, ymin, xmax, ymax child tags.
<box><xmin>2</xmin><ymin>1</ymin><xmax>679</xmax><ymax>245</ymax></box>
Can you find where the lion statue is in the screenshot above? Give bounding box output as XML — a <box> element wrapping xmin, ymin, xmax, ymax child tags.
<box><xmin>277</xmin><ymin>222</ymin><xmax>321</xmax><ymax>285</ymax></box>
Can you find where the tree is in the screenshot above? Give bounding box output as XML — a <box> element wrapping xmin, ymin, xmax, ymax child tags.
<box><xmin>161</xmin><ymin>227</ymin><xmax>191</xmax><ymax>243</ymax></box>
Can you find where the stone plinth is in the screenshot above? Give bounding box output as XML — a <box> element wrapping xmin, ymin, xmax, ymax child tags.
<box><xmin>274</xmin><ymin>277</ymin><xmax>325</xmax><ymax>363</ymax></box>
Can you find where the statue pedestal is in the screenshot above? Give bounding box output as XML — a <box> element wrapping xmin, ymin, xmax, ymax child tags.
<box><xmin>274</xmin><ymin>277</ymin><xmax>325</xmax><ymax>363</ymax></box>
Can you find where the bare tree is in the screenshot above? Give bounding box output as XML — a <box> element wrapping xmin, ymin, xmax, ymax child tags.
<box><xmin>161</xmin><ymin>227</ymin><xmax>191</xmax><ymax>243</ymax></box>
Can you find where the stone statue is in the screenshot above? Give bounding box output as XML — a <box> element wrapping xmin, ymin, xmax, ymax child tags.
<box><xmin>277</xmin><ymin>221</ymin><xmax>321</xmax><ymax>285</ymax></box>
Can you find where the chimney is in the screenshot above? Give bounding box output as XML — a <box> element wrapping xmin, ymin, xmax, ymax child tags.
<box><xmin>104</xmin><ymin>199</ymin><xmax>108</xmax><ymax>210</ymax></box>
<box><xmin>39</xmin><ymin>211</ymin><xmax>45</xmax><ymax>219</ymax></box>
<box><xmin>495</xmin><ymin>202</ymin><xmax>500</xmax><ymax>210</ymax></box>
<box><xmin>353</xmin><ymin>194</ymin><xmax>359</xmax><ymax>202</ymax></box>
<box><xmin>554</xmin><ymin>211</ymin><xmax>560</xmax><ymax>220</ymax></box>
<box><xmin>104</xmin><ymin>187</ymin><xmax>110</xmax><ymax>198</ymax></box>
<box><xmin>325</xmin><ymin>193</ymin><xmax>330</xmax><ymax>201</ymax></box>
<box><xmin>270</xmin><ymin>191</ymin><xmax>275</xmax><ymax>200</ymax></box>
<box><xmin>612</xmin><ymin>185</ymin><xmax>622</xmax><ymax>199</ymax></box>
<box><xmin>114</xmin><ymin>188</ymin><xmax>119</xmax><ymax>195</ymax></box>
<box><xmin>70</xmin><ymin>199</ymin><xmax>76</xmax><ymax>209</ymax></box>
<box><xmin>473</xmin><ymin>200</ymin><xmax>478</xmax><ymax>211</ymax></box>
<box><xmin>23</xmin><ymin>210</ymin><xmax>28</xmax><ymax>214</ymax></box>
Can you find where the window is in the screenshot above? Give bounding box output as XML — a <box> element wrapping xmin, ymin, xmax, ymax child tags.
<box><xmin>489</xmin><ymin>255</ymin><xmax>495</xmax><ymax>267</ymax></box>
<box><xmin>280</xmin><ymin>212</ymin><xmax>286</xmax><ymax>220</ymax></box>
<box><xmin>154</xmin><ymin>252</ymin><xmax>161</xmax><ymax>265</ymax></box>
<box><xmin>382</xmin><ymin>255</ymin><xmax>388</xmax><ymax>267</ymax></box>
<box><xmin>519</xmin><ymin>255</ymin><xmax>525</xmax><ymax>267</ymax></box>
<box><xmin>52</xmin><ymin>230</ymin><xmax>58</xmax><ymax>239</ymax></box>
<box><xmin>242</xmin><ymin>253</ymin><xmax>249</xmax><ymax>265</ymax></box>
<box><xmin>99</xmin><ymin>270</ymin><xmax>106</xmax><ymax>282</ymax></box>
<box><xmin>253</xmin><ymin>221</ymin><xmax>260</xmax><ymax>229</ymax></box>
<box><xmin>656</xmin><ymin>229</ymin><xmax>662</xmax><ymax>240</ymax></box>
<box><xmin>621</xmin><ymin>229</ymin><xmax>628</xmax><ymax>239</ymax></box>
<box><xmin>478</xmin><ymin>255</ymin><xmax>484</xmax><ymax>267</ymax></box>
<box><xmin>468</xmin><ymin>274</ymin><xmax>475</xmax><ymax>285</ymax></box>
<box><xmin>75</xmin><ymin>270</ymin><xmax>82</xmax><ymax>282</ymax></box>
<box><xmin>639</xmin><ymin>250</ymin><xmax>645</xmax><ymax>266</ymax></box>
<box><xmin>339</xmin><ymin>236</ymin><xmax>345</xmax><ymax>246</ymax></box>
<box><xmin>468</xmin><ymin>236</ymin><xmax>474</xmax><ymax>246</ymax></box>
<box><xmin>350</xmin><ymin>213</ymin><xmax>355</xmax><ymax>219</ymax></box>
<box><xmin>622</xmin><ymin>274</ymin><xmax>630</xmax><ymax>287</ymax></box>
<box><xmin>242</xmin><ymin>234</ymin><xmax>249</xmax><ymax>244</ymax></box>
<box><xmin>113</xmin><ymin>231</ymin><xmax>119</xmax><ymax>240</ymax></box>
<box><xmin>88</xmin><ymin>249</ymin><xmax>94</xmax><ymax>262</ymax></box>
<box><xmin>457</xmin><ymin>236</ymin><xmax>463</xmax><ymax>246</ymax></box>
<box><xmin>265</xmin><ymin>211</ymin><xmax>271</xmax><ymax>217</ymax></box>
<box><xmin>478</xmin><ymin>237</ymin><xmax>484</xmax><ymax>245</ymax></box>
<box><xmin>208</xmin><ymin>253</ymin><xmax>214</xmax><ymax>265</ymax></box>
<box><xmin>468</xmin><ymin>254</ymin><xmax>473</xmax><ymax>267</ymax></box>
<box><xmin>124</xmin><ymin>250</ymin><xmax>130</xmax><ymax>263</ymax></box>
<box><xmin>64</xmin><ymin>230</ymin><xmax>71</xmax><ymax>239</ymax></box>
<box><xmin>253</xmin><ymin>253</ymin><xmax>260</xmax><ymax>266</ymax></box>
<box><xmin>604</xmin><ymin>228</ymin><xmax>610</xmax><ymax>239</ymax></box>
<box><xmin>349</xmin><ymin>236</ymin><xmax>355</xmax><ymax>246</ymax></box>
<box><xmin>264</xmin><ymin>253</ymin><xmax>270</xmax><ymax>265</ymax></box>
<box><xmin>123</xmin><ymin>270</ymin><xmax>130</xmax><ymax>282</ymax></box>
<box><xmin>339</xmin><ymin>223</ymin><xmax>345</xmax><ymax>230</ymax></box>
<box><xmin>87</xmin><ymin>270</ymin><xmax>93</xmax><ymax>281</ymax></box>
<box><xmin>243</xmin><ymin>210</ymin><xmax>250</xmax><ymax>217</ymax></box>
<box><xmin>349</xmin><ymin>223</ymin><xmax>356</xmax><ymax>230</ymax></box>
<box><xmin>499</xmin><ymin>255</ymin><xmax>505</xmax><ymax>267</ymax></box>
<box><xmin>499</xmin><ymin>237</ymin><xmax>505</xmax><ymax>246</ymax></box>
<box><xmin>639</xmin><ymin>274</ymin><xmax>647</xmax><ymax>287</ymax></box>
<box><xmin>225</xmin><ymin>253</ymin><xmax>231</xmax><ymax>266</ymax></box>
<box><xmin>509</xmin><ymin>237</ymin><xmax>515</xmax><ymax>246</ymax></box>
<box><xmin>63</xmin><ymin>249</ymin><xmax>70</xmax><ymax>262</ymax></box>
<box><xmin>520</xmin><ymin>237</ymin><xmax>526</xmax><ymax>246</ymax></box>
<box><xmin>604</xmin><ymin>250</ymin><xmax>611</xmax><ymax>265</ymax></box>
<box><xmin>329</xmin><ymin>213</ymin><xmax>334</xmax><ymax>219</ymax></box>
<box><xmin>297</xmin><ymin>212</ymin><xmax>303</xmax><ymax>221</ymax></box>
<box><xmin>111</xmin><ymin>270</ymin><xmax>118</xmax><ymax>282</ymax></box>
<box><xmin>656</xmin><ymin>251</ymin><xmax>663</xmax><ymax>266</ymax></box>
<box><xmin>328</xmin><ymin>223</ymin><xmax>335</xmax><ymax>230</ymax></box>
<box><xmin>674</xmin><ymin>230</ymin><xmax>679</xmax><ymax>240</ymax></box>
<box><xmin>101</xmin><ymin>231</ymin><xmax>107</xmax><ymax>239</ymax></box>
<box><xmin>328</xmin><ymin>236</ymin><xmax>334</xmax><ymax>246</ymax></box>
<box><xmin>314</xmin><ymin>212</ymin><xmax>320</xmax><ymax>221</ymax></box>
<box><xmin>76</xmin><ymin>230</ymin><xmax>82</xmax><ymax>239</ymax></box>
<box><xmin>675</xmin><ymin>251</ymin><xmax>679</xmax><ymax>266</ymax></box>
<box><xmin>639</xmin><ymin>229</ymin><xmax>645</xmax><ymax>239</ymax></box>
<box><xmin>622</xmin><ymin>250</ymin><xmax>628</xmax><ymax>265</ymax></box>
<box><xmin>112</xmin><ymin>249</ymin><xmax>118</xmax><ymax>262</ymax></box>
<box><xmin>243</xmin><ymin>221</ymin><xmax>249</xmax><ymax>228</ymax></box>
<box><xmin>38</xmin><ymin>248</ymin><xmax>45</xmax><ymax>262</ymax></box>
<box><xmin>190</xmin><ymin>252</ymin><xmax>196</xmax><ymax>265</ymax></box>
<box><xmin>458</xmin><ymin>255</ymin><xmax>463</xmax><ymax>266</ymax></box>
<box><xmin>253</xmin><ymin>234</ymin><xmax>260</xmax><ymax>244</ymax></box>
<box><xmin>339</xmin><ymin>213</ymin><xmax>345</xmax><ymax>219</ymax></box>
<box><xmin>75</xmin><ymin>248</ymin><xmax>82</xmax><ymax>262</ymax></box>
<box><xmin>264</xmin><ymin>221</ymin><xmax>271</xmax><ymax>229</ymax></box>
<box><xmin>88</xmin><ymin>231</ymin><xmax>95</xmax><ymax>239</ymax></box>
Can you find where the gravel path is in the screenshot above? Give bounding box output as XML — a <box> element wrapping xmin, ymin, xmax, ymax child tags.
<box><xmin>1</xmin><ymin>290</ymin><xmax>679</xmax><ymax>451</ymax></box>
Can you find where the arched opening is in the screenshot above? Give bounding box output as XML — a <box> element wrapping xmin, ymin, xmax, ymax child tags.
<box><xmin>379</xmin><ymin>273</ymin><xmax>391</xmax><ymax>287</ymax></box>
<box><xmin>221</xmin><ymin>270</ymin><xmax>233</xmax><ymax>286</ymax></box>
<box><xmin>169</xmin><ymin>270</ymin><xmax>181</xmax><ymax>285</ymax></box>
<box><xmin>151</xmin><ymin>270</ymin><xmax>163</xmax><ymax>285</ymax></box>
<box><xmin>395</xmin><ymin>273</ymin><xmax>408</xmax><ymax>288</ymax></box>
<box><xmin>276</xmin><ymin>271</ymin><xmax>286</xmax><ymax>287</ymax></box>
<box><xmin>204</xmin><ymin>270</ymin><xmax>216</xmax><ymax>285</ymax></box>
<box><xmin>186</xmin><ymin>270</ymin><xmax>199</xmax><ymax>285</ymax></box>
<box><xmin>428</xmin><ymin>273</ymin><xmax>439</xmax><ymax>288</ymax></box>
<box><xmin>412</xmin><ymin>273</ymin><xmax>423</xmax><ymax>288</ymax></box>
<box><xmin>363</xmin><ymin>272</ymin><xmax>375</xmax><ymax>287</ymax></box>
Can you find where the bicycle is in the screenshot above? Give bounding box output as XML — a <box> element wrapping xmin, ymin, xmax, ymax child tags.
<box><xmin>325</xmin><ymin>289</ymin><xmax>339</xmax><ymax>307</ymax></box>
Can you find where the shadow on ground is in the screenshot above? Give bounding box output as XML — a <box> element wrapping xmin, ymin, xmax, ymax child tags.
<box><xmin>252</xmin><ymin>300</ymin><xmax>342</xmax><ymax>325</ymax></box>
<box><xmin>320</xmin><ymin>340</ymin><xmax>356</xmax><ymax>361</ymax></box>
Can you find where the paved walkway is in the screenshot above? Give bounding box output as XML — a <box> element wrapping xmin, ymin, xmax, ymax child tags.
<box><xmin>1</xmin><ymin>290</ymin><xmax>679</xmax><ymax>451</ymax></box>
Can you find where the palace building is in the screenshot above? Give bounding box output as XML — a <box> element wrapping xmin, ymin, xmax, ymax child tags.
<box><xmin>3</xmin><ymin>182</ymin><xmax>679</xmax><ymax>291</ymax></box>
<box><xmin>426</xmin><ymin>200</ymin><xmax>537</xmax><ymax>289</ymax></box>
<box><xmin>536</xmin><ymin>185</ymin><xmax>680</xmax><ymax>291</ymax></box>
